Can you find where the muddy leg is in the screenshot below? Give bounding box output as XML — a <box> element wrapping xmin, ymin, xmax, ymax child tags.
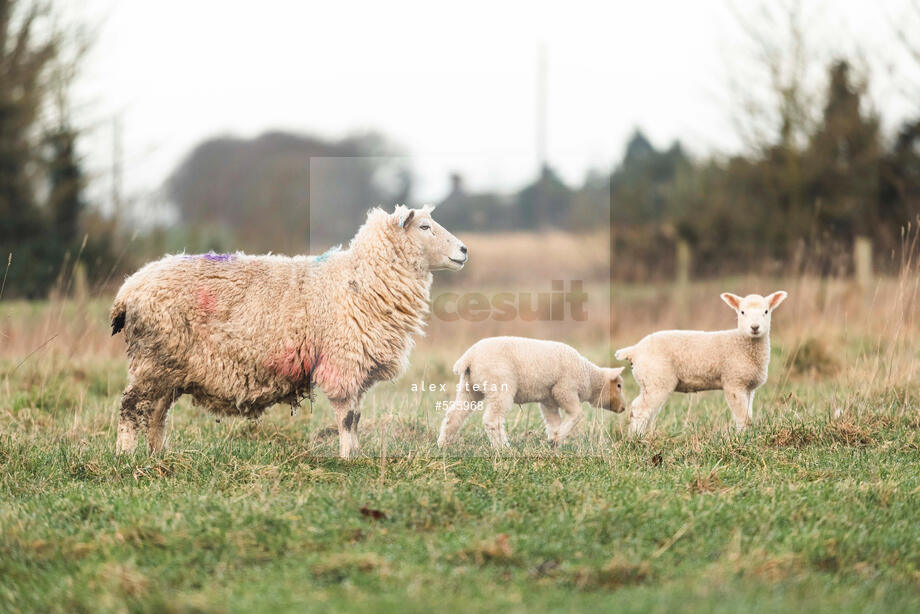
<box><xmin>147</xmin><ymin>392</ymin><xmax>177</xmax><ymax>454</ymax></box>
<box><xmin>116</xmin><ymin>386</ymin><xmax>143</xmax><ymax>454</ymax></box>
<box><xmin>332</xmin><ymin>398</ymin><xmax>361</xmax><ymax>459</ymax></box>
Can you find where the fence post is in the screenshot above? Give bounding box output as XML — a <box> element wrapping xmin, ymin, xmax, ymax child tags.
<box><xmin>854</xmin><ymin>236</ymin><xmax>872</xmax><ymax>289</ymax></box>
<box><xmin>675</xmin><ymin>239</ymin><xmax>691</xmax><ymax>326</ymax></box>
<box><xmin>676</xmin><ymin>239</ymin><xmax>691</xmax><ymax>288</ymax></box>
<box><xmin>73</xmin><ymin>262</ymin><xmax>88</xmax><ymax>302</ymax></box>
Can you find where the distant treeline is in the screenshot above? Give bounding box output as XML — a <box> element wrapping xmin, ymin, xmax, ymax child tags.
<box><xmin>169</xmin><ymin>60</ymin><xmax>919</xmax><ymax>280</ymax></box>
<box><xmin>3</xmin><ymin>0</ymin><xmax>920</xmax><ymax>299</ymax></box>
<box><xmin>610</xmin><ymin>62</ymin><xmax>920</xmax><ymax>279</ymax></box>
<box><xmin>444</xmin><ymin>60</ymin><xmax>920</xmax><ymax>279</ymax></box>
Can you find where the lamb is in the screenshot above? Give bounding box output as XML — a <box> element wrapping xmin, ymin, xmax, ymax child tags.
<box><xmin>614</xmin><ymin>291</ymin><xmax>788</xmax><ymax>436</ymax></box>
<box><xmin>110</xmin><ymin>205</ymin><xmax>467</xmax><ymax>458</ymax></box>
<box><xmin>437</xmin><ymin>337</ymin><xmax>627</xmax><ymax>449</ymax></box>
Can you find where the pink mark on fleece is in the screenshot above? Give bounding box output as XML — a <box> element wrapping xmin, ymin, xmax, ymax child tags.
<box><xmin>195</xmin><ymin>286</ymin><xmax>217</xmax><ymax>316</ymax></box>
<box><xmin>267</xmin><ymin>345</ymin><xmax>316</xmax><ymax>383</ymax></box>
<box><xmin>312</xmin><ymin>357</ymin><xmax>350</xmax><ymax>395</ymax></box>
<box><xmin>267</xmin><ymin>348</ymin><xmax>351</xmax><ymax>396</ymax></box>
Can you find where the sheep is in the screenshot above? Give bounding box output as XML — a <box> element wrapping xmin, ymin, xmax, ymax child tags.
<box><xmin>437</xmin><ymin>337</ymin><xmax>627</xmax><ymax>449</ymax></box>
<box><xmin>614</xmin><ymin>291</ymin><xmax>788</xmax><ymax>436</ymax></box>
<box><xmin>110</xmin><ymin>205</ymin><xmax>468</xmax><ymax>458</ymax></box>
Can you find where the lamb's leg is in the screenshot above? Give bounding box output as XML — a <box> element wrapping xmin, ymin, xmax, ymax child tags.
<box><xmin>331</xmin><ymin>398</ymin><xmax>361</xmax><ymax>459</ymax></box>
<box><xmin>481</xmin><ymin>394</ymin><xmax>511</xmax><ymax>449</ymax></box>
<box><xmin>627</xmin><ymin>387</ymin><xmax>671</xmax><ymax>437</ymax></box>
<box><xmin>725</xmin><ymin>386</ymin><xmax>752</xmax><ymax>431</ymax></box>
<box><xmin>147</xmin><ymin>392</ymin><xmax>177</xmax><ymax>454</ymax></box>
<box><xmin>554</xmin><ymin>395</ymin><xmax>584</xmax><ymax>445</ymax></box>
<box><xmin>438</xmin><ymin>389</ymin><xmax>478</xmax><ymax>448</ymax></box>
<box><xmin>539</xmin><ymin>402</ymin><xmax>562</xmax><ymax>442</ymax></box>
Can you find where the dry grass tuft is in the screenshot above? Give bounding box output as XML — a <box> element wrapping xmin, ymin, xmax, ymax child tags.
<box><xmin>95</xmin><ymin>562</ymin><xmax>151</xmax><ymax>598</ymax></box>
<box><xmin>827</xmin><ymin>418</ymin><xmax>877</xmax><ymax>447</ymax></box>
<box><xmin>311</xmin><ymin>552</ymin><xmax>391</xmax><ymax>582</ymax></box>
<box><xmin>741</xmin><ymin>552</ymin><xmax>806</xmax><ymax>582</ymax></box>
<box><xmin>572</xmin><ymin>556</ymin><xmax>652</xmax><ymax>590</ymax></box>
<box><xmin>786</xmin><ymin>337</ymin><xmax>840</xmax><ymax>377</ymax></box>
<box><xmin>457</xmin><ymin>533</ymin><xmax>515</xmax><ymax>565</ymax></box>
<box><xmin>767</xmin><ymin>424</ymin><xmax>817</xmax><ymax>448</ymax></box>
<box><xmin>689</xmin><ymin>470</ymin><xmax>726</xmax><ymax>494</ymax></box>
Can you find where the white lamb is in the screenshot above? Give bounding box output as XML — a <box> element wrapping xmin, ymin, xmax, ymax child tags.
<box><xmin>437</xmin><ymin>337</ymin><xmax>627</xmax><ymax>449</ymax></box>
<box><xmin>614</xmin><ymin>291</ymin><xmax>788</xmax><ymax>435</ymax></box>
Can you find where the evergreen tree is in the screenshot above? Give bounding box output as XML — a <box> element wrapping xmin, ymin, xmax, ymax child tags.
<box><xmin>516</xmin><ymin>165</ymin><xmax>572</xmax><ymax>229</ymax></box>
<box><xmin>45</xmin><ymin>126</ymin><xmax>84</xmax><ymax>248</ymax></box>
<box><xmin>806</xmin><ymin>60</ymin><xmax>881</xmax><ymax>244</ymax></box>
<box><xmin>0</xmin><ymin>1</ymin><xmax>59</xmax><ymax>297</ymax></box>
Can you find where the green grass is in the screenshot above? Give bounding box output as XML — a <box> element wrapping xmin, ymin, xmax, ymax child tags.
<box><xmin>2</xmin><ymin>345</ymin><xmax>920</xmax><ymax>614</ymax></box>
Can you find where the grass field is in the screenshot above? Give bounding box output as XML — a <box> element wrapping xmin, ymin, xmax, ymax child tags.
<box><xmin>3</xmin><ymin>265</ymin><xmax>920</xmax><ymax>612</ymax></box>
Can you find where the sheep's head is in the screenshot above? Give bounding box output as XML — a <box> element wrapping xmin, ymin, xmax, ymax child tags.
<box><xmin>393</xmin><ymin>205</ymin><xmax>468</xmax><ymax>272</ymax></box>
<box><xmin>720</xmin><ymin>291</ymin><xmax>788</xmax><ymax>338</ymax></box>
<box><xmin>600</xmin><ymin>366</ymin><xmax>627</xmax><ymax>413</ymax></box>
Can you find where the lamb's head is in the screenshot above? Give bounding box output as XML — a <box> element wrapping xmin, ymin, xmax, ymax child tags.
<box><xmin>393</xmin><ymin>205</ymin><xmax>468</xmax><ymax>271</ymax></box>
<box><xmin>720</xmin><ymin>291</ymin><xmax>788</xmax><ymax>338</ymax></box>
<box><xmin>599</xmin><ymin>366</ymin><xmax>627</xmax><ymax>413</ymax></box>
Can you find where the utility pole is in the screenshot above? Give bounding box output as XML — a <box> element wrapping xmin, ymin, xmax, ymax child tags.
<box><xmin>536</xmin><ymin>43</ymin><xmax>548</xmax><ymax>172</ymax></box>
<box><xmin>111</xmin><ymin>115</ymin><xmax>123</xmax><ymax>217</ymax></box>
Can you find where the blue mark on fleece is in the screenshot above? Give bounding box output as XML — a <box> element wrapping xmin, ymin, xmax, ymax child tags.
<box><xmin>313</xmin><ymin>245</ymin><xmax>341</xmax><ymax>263</ymax></box>
<box><xmin>184</xmin><ymin>251</ymin><xmax>235</xmax><ymax>262</ymax></box>
<box><xmin>203</xmin><ymin>252</ymin><xmax>234</xmax><ymax>262</ymax></box>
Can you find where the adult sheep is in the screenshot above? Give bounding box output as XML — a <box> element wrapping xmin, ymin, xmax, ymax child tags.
<box><xmin>110</xmin><ymin>205</ymin><xmax>467</xmax><ymax>458</ymax></box>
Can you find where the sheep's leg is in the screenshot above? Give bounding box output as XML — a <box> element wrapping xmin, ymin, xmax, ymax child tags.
<box><xmin>539</xmin><ymin>402</ymin><xmax>562</xmax><ymax>442</ymax></box>
<box><xmin>438</xmin><ymin>390</ymin><xmax>478</xmax><ymax>448</ymax></box>
<box><xmin>627</xmin><ymin>387</ymin><xmax>671</xmax><ymax>436</ymax></box>
<box><xmin>331</xmin><ymin>398</ymin><xmax>361</xmax><ymax>459</ymax></box>
<box><xmin>116</xmin><ymin>385</ymin><xmax>145</xmax><ymax>454</ymax></box>
<box><xmin>481</xmin><ymin>394</ymin><xmax>511</xmax><ymax>449</ymax></box>
<box><xmin>725</xmin><ymin>386</ymin><xmax>752</xmax><ymax>431</ymax></box>
<box><xmin>147</xmin><ymin>392</ymin><xmax>177</xmax><ymax>454</ymax></box>
<box><xmin>553</xmin><ymin>396</ymin><xmax>584</xmax><ymax>445</ymax></box>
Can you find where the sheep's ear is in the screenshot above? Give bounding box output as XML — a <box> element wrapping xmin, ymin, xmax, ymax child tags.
<box><xmin>720</xmin><ymin>292</ymin><xmax>742</xmax><ymax>311</ymax></box>
<box><xmin>767</xmin><ymin>291</ymin><xmax>788</xmax><ymax>310</ymax></box>
<box><xmin>609</xmin><ymin>366</ymin><xmax>625</xmax><ymax>378</ymax></box>
<box><xmin>401</xmin><ymin>209</ymin><xmax>415</xmax><ymax>229</ymax></box>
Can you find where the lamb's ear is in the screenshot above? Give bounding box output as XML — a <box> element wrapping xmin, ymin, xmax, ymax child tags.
<box><xmin>767</xmin><ymin>290</ymin><xmax>788</xmax><ymax>310</ymax></box>
<box><xmin>400</xmin><ymin>209</ymin><xmax>415</xmax><ymax>230</ymax></box>
<box><xmin>609</xmin><ymin>367</ymin><xmax>625</xmax><ymax>378</ymax></box>
<box><xmin>720</xmin><ymin>292</ymin><xmax>742</xmax><ymax>311</ymax></box>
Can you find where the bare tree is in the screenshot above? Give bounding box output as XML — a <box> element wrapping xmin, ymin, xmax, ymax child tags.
<box><xmin>892</xmin><ymin>0</ymin><xmax>920</xmax><ymax>99</ymax></box>
<box><xmin>725</xmin><ymin>0</ymin><xmax>826</xmax><ymax>154</ymax></box>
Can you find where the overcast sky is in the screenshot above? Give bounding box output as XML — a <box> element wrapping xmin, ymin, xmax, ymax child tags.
<box><xmin>71</xmin><ymin>0</ymin><xmax>920</xmax><ymax>214</ymax></box>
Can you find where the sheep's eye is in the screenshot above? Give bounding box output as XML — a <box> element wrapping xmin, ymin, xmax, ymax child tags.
<box><xmin>741</xmin><ymin>310</ymin><xmax>745</xmax><ymax>315</ymax></box>
<box><xmin>419</xmin><ymin>224</ymin><xmax>431</xmax><ymax>231</ymax></box>
<box><xmin>617</xmin><ymin>383</ymin><xmax>622</xmax><ymax>389</ymax></box>
<box><xmin>764</xmin><ymin>309</ymin><xmax>768</xmax><ymax>314</ymax></box>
